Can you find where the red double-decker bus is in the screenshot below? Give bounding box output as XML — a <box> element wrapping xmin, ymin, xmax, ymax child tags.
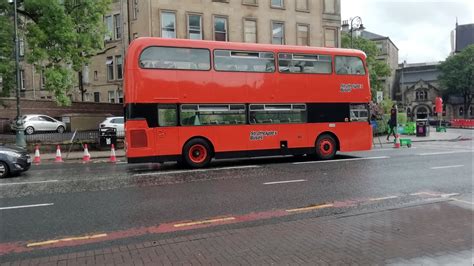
<box><xmin>124</xmin><ymin>38</ymin><xmax>372</xmax><ymax>168</ymax></box>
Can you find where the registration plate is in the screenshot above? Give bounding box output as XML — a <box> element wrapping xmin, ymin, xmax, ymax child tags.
<box><xmin>27</xmin><ymin>157</ymin><xmax>32</xmax><ymax>163</ymax></box>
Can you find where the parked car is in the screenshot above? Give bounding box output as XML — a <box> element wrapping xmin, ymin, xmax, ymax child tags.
<box><xmin>99</xmin><ymin>117</ymin><xmax>124</xmax><ymax>137</ymax></box>
<box><xmin>0</xmin><ymin>145</ymin><xmax>31</xmax><ymax>178</ymax></box>
<box><xmin>10</xmin><ymin>115</ymin><xmax>66</xmax><ymax>135</ymax></box>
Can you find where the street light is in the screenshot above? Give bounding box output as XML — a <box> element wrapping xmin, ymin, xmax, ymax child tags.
<box><xmin>12</xmin><ymin>0</ymin><xmax>26</xmax><ymax>147</ymax></box>
<box><xmin>346</xmin><ymin>16</ymin><xmax>365</xmax><ymax>48</ymax></box>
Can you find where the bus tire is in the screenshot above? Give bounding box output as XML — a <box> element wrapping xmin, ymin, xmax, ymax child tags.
<box><xmin>183</xmin><ymin>138</ymin><xmax>212</xmax><ymax>168</ymax></box>
<box><xmin>315</xmin><ymin>134</ymin><xmax>337</xmax><ymax>160</ymax></box>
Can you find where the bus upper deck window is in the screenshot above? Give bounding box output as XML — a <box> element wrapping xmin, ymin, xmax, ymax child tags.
<box><xmin>335</xmin><ymin>56</ymin><xmax>366</xmax><ymax>75</ymax></box>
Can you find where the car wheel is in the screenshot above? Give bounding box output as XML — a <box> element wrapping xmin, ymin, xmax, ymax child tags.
<box><xmin>182</xmin><ymin>138</ymin><xmax>212</xmax><ymax>168</ymax></box>
<box><xmin>25</xmin><ymin>126</ymin><xmax>35</xmax><ymax>135</ymax></box>
<box><xmin>315</xmin><ymin>134</ymin><xmax>337</xmax><ymax>160</ymax></box>
<box><xmin>0</xmin><ymin>161</ymin><xmax>9</xmax><ymax>178</ymax></box>
<box><xmin>57</xmin><ymin>126</ymin><xmax>65</xmax><ymax>133</ymax></box>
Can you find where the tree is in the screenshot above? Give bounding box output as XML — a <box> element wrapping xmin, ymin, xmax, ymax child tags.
<box><xmin>341</xmin><ymin>32</ymin><xmax>391</xmax><ymax>100</ymax></box>
<box><xmin>0</xmin><ymin>0</ymin><xmax>110</xmax><ymax>106</ymax></box>
<box><xmin>438</xmin><ymin>45</ymin><xmax>474</xmax><ymax>119</ymax></box>
<box><xmin>0</xmin><ymin>0</ymin><xmax>15</xmax><ymax>97</ymax></box>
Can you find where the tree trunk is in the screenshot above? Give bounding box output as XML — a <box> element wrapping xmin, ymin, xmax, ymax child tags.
<box><xmin>464</xmin><ymin>92</ymin><xmax>472</xmax><ymax>119</ymax></box>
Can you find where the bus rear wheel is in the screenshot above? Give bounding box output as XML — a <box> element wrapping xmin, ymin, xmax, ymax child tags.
<box><xmin>183</xmin><ymin>139</ymin><xmax>212</xmax><ymax>168</ymax></box>
<box><xmin>315</xmin><ymin>134</ymin><xmax>337</xmax><ymax>160</ymax></box>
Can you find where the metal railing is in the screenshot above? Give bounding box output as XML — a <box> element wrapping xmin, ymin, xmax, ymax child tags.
<box><xmin>0</xmin><ymin>130</ymin><xmax>124</xmax><ymax>144</ymax></box>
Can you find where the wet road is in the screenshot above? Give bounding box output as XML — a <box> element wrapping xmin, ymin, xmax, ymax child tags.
<box><xmin>0</xmin><ymin>133</ymin><xmax>472</xmax><ymax>261</ymax></box>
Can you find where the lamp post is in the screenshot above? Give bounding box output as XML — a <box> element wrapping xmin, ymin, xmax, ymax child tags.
<box><xmin>348</xmin><ymin>16</ymin><xmax>365</xmax><ymax>48</ymax></box>
<box><xmin>13</xmin><ymin>0</ymin><xmax>26</xmax><ymax>147</ymax></box>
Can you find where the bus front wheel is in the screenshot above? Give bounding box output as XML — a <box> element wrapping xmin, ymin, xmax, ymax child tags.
<box><xmin>315</xmin><ymin>134</ymin><xmax>337</xmax><ymax>160</ymax></box>
<box><xmin>183</xmin><ymin>138</ymin><xmax>212</xmax><ymax>168</ymax></box>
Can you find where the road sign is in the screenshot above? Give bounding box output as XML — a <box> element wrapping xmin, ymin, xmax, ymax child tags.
<box><xmin>376</xmin><ymin>91</ymin><xmax>383</xmax><ymax>103</ymax></box>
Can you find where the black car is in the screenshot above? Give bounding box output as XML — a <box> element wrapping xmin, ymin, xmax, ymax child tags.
<box><xmin>0</xmin><ymin>145</ymin><xmax>31</xmax><ymax>178</ymax></box>
<box><xmin>427</xmin><ymin>118</ymin><xmax>451</xmax><ymax>127</ymax></box>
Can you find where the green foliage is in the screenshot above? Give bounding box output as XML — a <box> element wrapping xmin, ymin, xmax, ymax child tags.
<box><xmin>438</xmin><ymin>45</ymin><xmax>474</xmax><ymax>118</ymax></box>
<box><xmin>0</xmin><ymin>0</ymin><xmax>15</xmax><ymax>96</ymax></box>
<box><xmin>341</xmin><ymin>32</ymin><xmax>391</xmax><ymax>99</ymax></box>
<box><xmin>0</xmin><ymin>0</ymin><xmax>111</xmax><ymax>105</ymax></box>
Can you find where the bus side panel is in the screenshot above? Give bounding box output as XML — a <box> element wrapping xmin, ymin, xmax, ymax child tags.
<box><xmin>305</xmin><ymin>122</ymin><xmax>372</xmax><ymax>152</ymax></box>
<box><xmin>125</xmin><ymin>120</ymin><xmax>156</xmax><ymax>158</ymax></box>
<box><xmin>180</xmin><ymin>125</ymin><xmax>248</xmax><ymax>152</ymax></box>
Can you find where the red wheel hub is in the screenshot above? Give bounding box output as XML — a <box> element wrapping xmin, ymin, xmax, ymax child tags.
<box><xmin>319</xmin><ymin>139</ymin><xmax>334</xmax><ymax>156</ymax></box>
<box><xmin>189</xmin><ymin>144</ymin><xmax>207</xmax><ymax>163</ymax></box>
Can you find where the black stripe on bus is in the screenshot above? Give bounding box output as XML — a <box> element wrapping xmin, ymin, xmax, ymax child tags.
<box><xmin>125</xmin><ymin>102</ymin><xmax>354</xmax><ymax>127</ymax></box>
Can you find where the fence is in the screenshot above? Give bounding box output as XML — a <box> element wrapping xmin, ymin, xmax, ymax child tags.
<box><xmin>0</xmin><ymin>130</ymin><xmax>125</xmax><ymax>145</ymax></box>
<box><xmin>450</xmin><ymin>119</ymin><xmax>474</xmax><ymax>128</ymax></box>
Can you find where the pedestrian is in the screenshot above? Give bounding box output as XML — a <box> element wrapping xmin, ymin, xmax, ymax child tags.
<box><xmin>387</xmin><ymin>104</ymin><xmax>397</xmax><ymax>141</ymax></box>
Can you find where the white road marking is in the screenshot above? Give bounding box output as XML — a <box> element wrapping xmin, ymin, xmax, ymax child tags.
<box><xmin>0</xmin><ymin>180</ymin><xmax>59</xmax><ymax>186</ymax></box>
<box><xmin>370</xmin><ymin>148</ymin><xmax>416</xmax><ymax>151</ymax></box>
<box><xmin>263</xmin><ymin>179</ymin><xmax>307</xmax><ymax>185</ymax></box>
<box><xmin>0</xmin><ymin>203</ymin><xmax>54</xmax><ymax>210</ymax></box>
<box><xmin>452</xmin><ymin>198</ymin><xmax>474</xmax><ymax>205</ymax></box>
<box><xmin>430</xmin><ymin>165</ymin><xmax>464</xmax><ymax>170</ymax></box>
<box><xmin>133</xmin><ymin>165</ymin><xmax>260</xmax><ymax>177</ymax></box>
<box><xmin>369</xmin><ymin>196</ymin><xmax>398</xmax><ymax>201</ymax></box>
<box><xmin>419</xmin><ymin>151</ymin><xmax>473</xmax><ymax>156</ymax></box>
<box><xmin>293</xmin><ymin>156</ymin><xmax>389</xmax><ymax>165</ymax></box>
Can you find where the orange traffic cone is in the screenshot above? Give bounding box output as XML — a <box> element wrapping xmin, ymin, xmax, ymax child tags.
<box><xmin>82</xmin><ymin>144</ymin><xmax>91</xmax><ymax>163</ymax></box>
<box><xmin>55</xmin><ymin>145</ymin><xmax>63</xmax><ymax>162</ymax></box>
<box><xmin>393</xmin><ymin>134</ymin><xmax>401</xmax><ymax>148</ymax></box>
<box><xmin>109</xmin><ymin>144</ymin><xmax>117</xmax><ymax>163</ymax></box>
<box><xmin>33</xmin><ymin>145</ymin><xmax>41</xmax><ymax>164</ymax></box>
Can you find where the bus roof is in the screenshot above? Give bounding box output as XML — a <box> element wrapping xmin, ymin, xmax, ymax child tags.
<box><xmin>128</xmin><ymin>37</ymin><xmax>367</xmax><ymax>59</ymax></box>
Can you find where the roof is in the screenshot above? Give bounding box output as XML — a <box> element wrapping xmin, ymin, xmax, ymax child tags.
<box><xmin>360</xmin><ymin>31</ymin><xmax>398</xmax><ymax>50</ymax></box>
<box><xmin>360</xmin><ymin>30</ymin><xmax>385</xmax><ymax>40</ymax></box>
<box><xmin>455</xmin><ymin>23</ymin><xmax>474</xmax><ymax>52</ymax></box>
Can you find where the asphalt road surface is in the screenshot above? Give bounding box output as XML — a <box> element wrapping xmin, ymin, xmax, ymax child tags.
<box><xmin>0</xmin><ymin>133</ymin><xmax>472</xmax><ymax>262</ymax></box>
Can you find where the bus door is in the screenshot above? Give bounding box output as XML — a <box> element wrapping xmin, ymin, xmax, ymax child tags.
<box><xmin>155</xmin><ymin>104</ymin><xmax>180</xmax><ymax>156</ymax></box>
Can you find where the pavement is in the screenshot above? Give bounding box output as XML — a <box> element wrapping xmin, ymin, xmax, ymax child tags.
<box><xmin>1</xmin><ymin>200</ymin><xmax>472</xmax><ymax>266</ymax></box>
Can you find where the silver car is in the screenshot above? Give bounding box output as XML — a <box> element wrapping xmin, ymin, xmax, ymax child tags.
<box><xmin>11</xmin><ymin>115</ymin><xmax>66</xmax><ymax>135</ymax></box>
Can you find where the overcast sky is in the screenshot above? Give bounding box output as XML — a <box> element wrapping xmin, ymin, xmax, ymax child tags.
<box><xmin>341</xmin><ymin>0</ymin><xmax>474</xmax><ymax>64</ymax></box>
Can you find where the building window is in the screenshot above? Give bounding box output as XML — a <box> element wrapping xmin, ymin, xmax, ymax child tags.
<box><xmin>272</xmin><ymin>22</ymin><xmax>284</xmax><ymax>44</ymax></box>
<box><xmin>297</xmin><ymin>24</ymin><xmax>309</xmax><ymax>46</ymax></box>
<box><xmin>94</xmin><ymin>71</ymin><xmax>98</xmax><ymax>81</ymax></box>
<box><xmin>114</xmin><ymin>14</ymin><xmax>121</xmax><ymax>40</ymax></box>
<box><xmin>212</xmin><ymin>0</ymin><xmax>229</xmax><ymax>2</ymax></box>
<box><xmin>324</xmin><ymin>0</ymin><xmax>336</xmax><ymax>14</ymax></box>
<box><xmin>470</xmin><ymin>106</ymin><xmax>473</xmax><ymax>116</ymax></box>
<box><xmin>116</xmin><ymin>55</ymin><xmax>123</xmax><ymax>80</ymax></box>
<box><xmin>93</xmin><ymin>92</ymin><xmax>100</xmax><ymax>102</ymax></box>
<box><xmin>296</xmin><ymin>0</ymin><xmax>308</xmax><ymax>11</ymax></box>
<box><xmin>459</xmin><ymin>107</ymin><xmax>464</xmax><ymax>117</ymax></box>
<box><xmin>271</xmin><ymin>0</ymin><xmax>284</xmax><ymax>8</ymax></box>
<box><xmin>214</xmin><ymin>16</ymin><xmax>228</xmax><ymax>41</ymax></box>
<box><xmin>132</xmin><ymin>0</ymin><xmax>138</xmax><ymax>20</ymax></box>
<box><xmin>106</xmin><ymin>57</ymin><xmax>114</xmax><ymax>81</ymax></box>
<box><xmin>161</xmin><ymin>11</ymin><xmax>176</xmax><ymax>38</ymax></box>
<box><xmin>19</xmin><ymin>37</ymin><xmax>25</xmax><ymax>57</ymax></box>
<box><xmin>187</xmin><ymin>14</ymin><xmax>203</xmax><ymax>40</ymax></box>
<box><xmin>20</xmin><ymin>69</ymin><xmax>25</xmax><ymax>90</ymax></box>
<box><xmin>105</xmin><ymin>15</ymin><xmax>113</xmax><ymax>41</ymax></box>
<box><xmin>117</xmin><ymin>91</ymin><xmax>123</xmax><ymax>104</ymax></box>
<box><xmin>108</xmin><ymin>91</ymin><xmax>116</xmax><ymax>103</ymax></box>
<box><xmin>40</xmin><ymin>70</ymin><xmax>45</xmax><ymax>89</ymax></box>
<box><xmin>324</xmin><ymin>28</ymin><xmax>337</xmax><ymax>47</ymax></box>
<box><xmin>243</xmin><ymin>19</ymin><xmax>257</xmax><ymax>43</ymax></box>
<box><xmin>243</xmin><ymin>0</ymin><xmax>258</xmax><ymax>5</ymax></box>
<box><xmin>84</xmin><ymin>92</ymin><xmax>91</xmax><ymax>102</ymax></box>
<box><xmin>416</xmin><ymin>90</ymin><xmax>428</xmax><ymax>101</ymax></box>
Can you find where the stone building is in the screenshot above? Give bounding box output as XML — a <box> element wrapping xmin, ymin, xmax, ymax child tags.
<box><xmin>360</xmin><ymin>30</ymin><xmax>399</xmax><ymax>100</ymax></box>
<box><xmin>9</xmin><ymin>0</ymin><xmax>342</xmax><ymax>104</ymax></box>
<box><xmin>394</xmin><ymin>62</ymin><xmax>473</xmax><ymax>121</ymax></box>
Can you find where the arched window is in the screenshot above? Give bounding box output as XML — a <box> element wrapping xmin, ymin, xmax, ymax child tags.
<box><xmin>459</xmin><ymin>107</ymin><xmax>464</xmax><ymax>117</ymax></box>
<box><xmin>415</xmin><ymin>91</ymin><xmax>420</xmax><ymax>100</ymax></box>
<box><xmin>423</xmin><ymin>91</ymin><xmax>428</xmax><ymax>100</ymax></box>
